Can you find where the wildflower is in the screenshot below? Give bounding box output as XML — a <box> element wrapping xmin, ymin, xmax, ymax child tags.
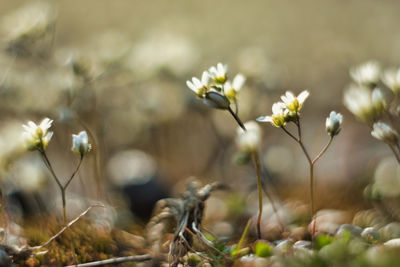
<box><xmin>208</xmin><ymin>63</ymin><xmax>228</xmax><ymax>84</ymax></box>
<box><xmin>186</xmin><ymin>71</ymin><xmax>209</xmax><ymax>97</ymax></box>
<box><xmin>280</xmin><ymin>90</ymin><xmax>309</xmax><ymax>116</ymax></box>
<box><xmin>325</xmin><ymin>111</ymin><xmax>343</xmax><ymax>137</ymax></box>
<box><xmin>22</xmin><ymin>118</ymin><xmax>53</xmax><ymax>151</ymax></box>
<box><xmin>371</xmin><ymin>122</ymin><xmax>398</xmax><ymax>145</ymax></box>
<box><xmin>257</xmin><ymin>102</ymin><xmax>289</xmax><ymax>128</ymax></box>
<box><xmin>224</xmin><ymin>74</ymin><xmax>246</xmax><ymax>101</ymax></box>
<box><xmin>236</xmin><ymin>121</ymin><xmax>261</xmax><ymax>153</ymax></box>
<box><xmin>382</xmin><ymin>68</ymin><xmax>400</xmax><ymax>95</ymax></box>
<box><xmin>350</xmin><ymin>61</ymin><xmax>381</xmax><ymax>87</ymax></box>
<box><xmin>71</xmin><ymin>131</ymin><xmax>91</xmax><ymax>157</ymax></box>
<box><xmin>343</xmin><ymin>85</ymin><xmax>382</xmax><ymax>123</ymax></box>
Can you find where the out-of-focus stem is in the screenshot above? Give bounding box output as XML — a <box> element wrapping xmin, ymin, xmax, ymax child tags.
<box><xmin>251</xmin><ymin>151</ymin><xmax>263</xmax><ymax>239</ymax></box>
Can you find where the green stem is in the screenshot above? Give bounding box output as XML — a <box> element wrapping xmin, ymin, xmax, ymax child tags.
<box><xmin>237</xmin><ymin>219</ymin><xmax>252</xmax><ymax>250</ymax></box>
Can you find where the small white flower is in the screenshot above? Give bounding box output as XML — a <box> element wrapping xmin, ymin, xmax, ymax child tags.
<box><xmin>186</xmin><ymin>71</ymin><xmax>209</xmax><ymax>97</ymax></box>
<box><xmin>257</xmin><ymin>102</ymin><xmax>289</xmax><ymax>128</ymax></box>
<box><xmin>208</xmin><ymin>62</ymin><xmax>228</xmax><ymax>84</ymax></box>
<box><xmin>371</xmin><ymin>122</ymin><xmax>398</xmax><ymax>145</ymax></box>
<box><xmin>224</xmin><ymin>73</ymin><xmax>246</xmax><ymax>101</ymax></box>
<box><xmin>382</xmin><ymin>68</ymin><xmax>400</xmax><ymax>95</ymax></box>
<box><xmin>236</xmin><ymin>121</ymin><xmax>261</xmax><ymax>153</ymax></box>
<box><xmin>22</xmin><ymin>118</ymin><xmax>53</xmax><ymax>151</ymax></box>
<box><xmin>326</xmin><ymin>111</ymin><xmax>343</xmax><ymax>137</ymax></box>
<box><xmin>280</xmin><ymin>90</ymin><xmax>309</xmax><ymax>115</ymax></box>
<box><xmin>350</xmin><ymin>61</ymin><xmax>381</xmax><ymax>87</ymax></box>
<box><xmin>71</xmin><ymin>131</ymin><xmax>91</xmax><ymax>157</ymax></box>
<box><xmin>343</xmin><ymin>85</ymin><xmax>381</xmax><ymax>123</ymax></box>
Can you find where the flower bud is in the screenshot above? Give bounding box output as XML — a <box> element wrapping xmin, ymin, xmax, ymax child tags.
<box><xmin>203</xmin><ymin>91</ymin><xmax>231</xmax><ymax>110</ymax></box>
<box><xmin>325</xmin><ymin>111</ymin><xmax>343</xmax><ymax>137</ymax></box>
<box><xmin>71</xmin><ymin>131</ymin><xmax>91</xmax><ymax>157</ymax></box>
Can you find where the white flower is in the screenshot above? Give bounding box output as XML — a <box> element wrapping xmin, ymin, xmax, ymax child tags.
<box><xmin>224</xmin><ymin>74</ymin><xmax>246</xmax><ymax>101</ymax></box>
<box><xmin>343</xmin><ymin>85</ymin><xmax>381</xmax><ymax>123</ymax></box>
<box><xmin>382</xmin><ymin>68</ymin><xmax>400</xmax><ymax>95</ymax></box>
<box><xmin>186</xmin><ymin>71</ymin><xmax>209</xmax><ymax>97</ymax></box>
<box><xmin>350</xmin><ymin>61</ymin><xmax>381</xmax><ymax>87</ymax></box>
<box><xmin>208</xmin><ymin>62</ymin><xmax>228</xmax><ymax>84</ymax></box>
<box><xmin>280</xmin><ymin>90</ymin><xmax>309</xmax><ymax>115</ymax></box>
<box><xmin>236</xmin><ymin>121</ymin><xmax>261</xmax><ymax>152</ymax></box>
<box><xmin>22</xmin><ymin>118</ymin><xmax>53</xmax><ymax>151</ymax></box>
<box><xmin>257</xmin><ymin>102</ymin><xmax>289</xmax><ymax>128</ymax></box>
<box><xmin>371</xmin><ymin>122</ymin><xmax>398</xmax><ymax>145</ymax></box>
<box><xmin>71</xmin><ymin>131</ymin><xmax>91</xmax><ymax>157</ymax></box>
<box><xmin>326</xmin><ymin>111</ymin><xmax>343</xmax><ymax>137</ymax></box>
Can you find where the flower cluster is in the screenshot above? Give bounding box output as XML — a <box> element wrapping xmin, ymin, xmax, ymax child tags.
<box><xmin>256</xmin><ymin>90</ymin><xmax>309</xmax><ymax>127</ymax></box>
<box><xmin>345</xmin><ymin>61</ymin><xmax>400</xmax><ymax>157</ymax></box>
<box><xmin>186</xmin><ymin>63</ymin><xmax>246</xmax><ymax>110</ymax></box>
<box><xmin>344</xmin><ymin>86</ymin><xmax>386</xmax><ymax>123</ymax></box>
<box><xmin>22</xmin><ymin>118</ymin><xmax>91</xmax><ymax>157</ymax></box>
<box><xmin>22</xmin><ymin>118</ymin><xmax>54</xmax><ymax>151</ymax></box>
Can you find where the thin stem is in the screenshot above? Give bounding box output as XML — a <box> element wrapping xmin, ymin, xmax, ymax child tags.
<box><xmin>252</xmin><ymin>152</ymin><xmax>263</xmax><ymax>239</ymax></box>
<box><xmin>252</xmin><ymin>151</ymin><xmax>285</xmax><ymax>233</ymax></box>
<box><xmin>64</xmin><ymin>157</ymin><xmax>83</xmax><ymax>190</ymax></box>
<box><xmin>61</xmin><ymin>188</ymin><xmax>66</xmax><ymax>224</ymax></box>
<box><xmin>312</xmin><ymin>137</ymin><xmax>333</xmax><ymax>165</ymax></box>
<box><xmin>237</xmin><ymin>219</ymin><xmax>252</xmax><ymax>250</ymax></box>
<box><xmin>281</xmin><ymin>126</ymin><xmax>299</xmax><ymax>143</ymax></box>
<box><xmin>227</xmin><ymin>106</ymin><xmax>246</xmax><ymax>131</ymax></box>
<box><xmin>309</xmin><ymin>163</ymin><xmax>315</xmax><ymax>238</ymax></box>
<box><xmin>40</xmin><ymin>151</ymin><xmax>63</xmax><ymax>190</ymax></box>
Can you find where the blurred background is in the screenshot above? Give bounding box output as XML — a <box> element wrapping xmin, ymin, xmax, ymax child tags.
<box><xmin>1</xmin><ymin>0</ymin><xmax>400</xmax><ymax>232</ymax></box>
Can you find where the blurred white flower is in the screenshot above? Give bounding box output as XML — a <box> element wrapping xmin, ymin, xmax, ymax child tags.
<box><xmin>224</xmin><ymin>74</ymin><xmax>246</xmax><ymax>101</ymax></box>
<box><xmin>371</xmin><ymin>122</ymin><xmax>398</xmax><ymax>145</ymax></box>
<box><xmin>325</xmin><ymin>111</ymin><xmax>343</xmax><ymax>137</ymax></box>
<box><xmin>343</xmin><ymin>85</ymin><xmax>381</xmax><ymax>123</ymax></box>
<box><xmin>236</xmin><ymin>121</ymin><xmax>261</xmax><ymax>153</ymax></box>
<box><xmin>371</xmin><ymin>88</ymin><xmax>386</xmax><ymax>113</ymax></box>
<box><xmin>257</xmin><ymin>102</ymin><xmax>289</xmax><ymax>128</ymax></box>
<box><xmin>22</xmin><ymin>118</ymin><xmax>53</xmax><ymax>151</ymax></box>
<box><xmin>186</xmin><ymin>71</ymin><xmax>209</xmax><ymax>97</ymax></box>
<box><xmin>350</xmin><ymin>61</ymin><xmax>381</xmax><ymax>87</ymax></box>
<box><xmin>373</xmin><ymin>157</ymin><xmax>400</xmax><ymax>197</ymax></box>
<box><xmin>280</xmin><ymin>90</ymin><xmax>309</xmax><ymax>115</ymax></box>
<box><xmin>71</xmin><ymin>131</ymin><xmax>91</xmax><ymax>157</ymax></box>
<box><xmin>382</xmin><ymin>68</ymin><xmax>400</xmax><ymax>95</ymax></box>
<box><xmin>208</xmin><ymin>63</ymin><xmax>228</xmax><ymax>84</ymax></box>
